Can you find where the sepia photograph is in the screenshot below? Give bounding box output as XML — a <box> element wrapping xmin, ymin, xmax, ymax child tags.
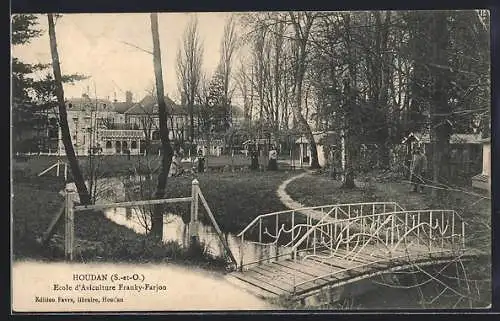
<box><xmin>11</xmin><ymin>10</ymin><xmax>491</xmax><ymax>312</ymax></box>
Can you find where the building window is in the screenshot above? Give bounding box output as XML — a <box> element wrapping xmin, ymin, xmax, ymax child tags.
<box><xmin>131</xmin><ymin>141</ymin><xmax>137</xmax><ymax>149</ymax></box>
<box><xmin>106</xmin><ymin>141</ymin><xmax>112</xmax><ymax>149</ymax></box>
<box><xmin>122</xmin><ymin>141</ymin><xmax>128</xmax><ymax>150</ymax></box>
<box><xmin>116</xmin><ymin>141</ymin><xmax>122</xmax><ymax>153</ymax></box>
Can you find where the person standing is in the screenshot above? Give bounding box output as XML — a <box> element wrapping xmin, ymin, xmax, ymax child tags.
<box><xmin>197</xmin><ymin>149</ymin><xmax>205</xmax><ymax>173</ymax></box>
<box><xmin>170</xmin><ymin>151</ymin><xmax>179</xmax><ymax>177</ymax></box>
<box><xmin>268</xmin><ymin>146</ymin><xmax>278</xmax><ymax>171</ymax></box>
<box><xmin>250</xmin><ymin>145</ymin><xmax>259</xmax><ymax>170</ymax></box>
<box><xmin>410</xmin><ymin>146</ymin><xmax>428</xmax><ymax>192</ymax></box>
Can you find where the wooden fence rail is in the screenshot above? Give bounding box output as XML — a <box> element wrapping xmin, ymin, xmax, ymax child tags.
<box><xmin>62</xmin><ymin>179</ymin><xmax>238</xmax><ymax>266</ymax></box>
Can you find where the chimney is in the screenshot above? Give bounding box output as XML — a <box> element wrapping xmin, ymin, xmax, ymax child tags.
<box><xmin>126</xmin><ymin>91</ymin><xmax>133</xmax><ymax>104</ymax></box>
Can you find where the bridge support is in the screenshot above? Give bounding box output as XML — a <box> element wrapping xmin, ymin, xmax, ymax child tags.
<box><xmin>189</xmin><ymin>179</ymin><xmax>200</xmax><ymax>247</ymax></box>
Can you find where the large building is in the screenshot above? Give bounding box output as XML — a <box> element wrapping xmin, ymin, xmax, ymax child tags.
<box><xmin>56</xmin><ymin>93</ymin><xmax>140</xmax><ymax>156</ymax></box>
<box><xmin>27</xmin><ymin>90</ymin><xmax>245</xmax><ymax>157</ymax></box>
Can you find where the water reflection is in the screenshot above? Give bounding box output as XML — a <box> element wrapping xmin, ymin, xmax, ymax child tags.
<box><xmin>105</xmin><ymin>208</ymin><xmax>290</xmax><ymax>267</ymax></box>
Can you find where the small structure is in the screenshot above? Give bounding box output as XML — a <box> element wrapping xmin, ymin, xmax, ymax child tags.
<box><xmin>471</xmin><ymin>137</ymin><xmax>491</xmax><ymax>191</ymax></box>
<box><xmin>294</xmin><ymin>131</ymin><xmax>338</xmax><ymax>167</ymax></box>
<box><xmin>99</xmin><ymin>129</ymin><xmax>144</xmax><ymax>156</ymax></box>
<box><xmin>195</xmin><ymin>139</ymin><xmax>225</xmax><ymax>156</ymax></box>
<box><xmin>242</xmin><ymin>138</ymin><xmax>277</xmax><ymax>154</ymax></box>
<box><xmin>400</xmin><ymin>132</ymin><xmax>483</xmax><ymax>180</ymax></box>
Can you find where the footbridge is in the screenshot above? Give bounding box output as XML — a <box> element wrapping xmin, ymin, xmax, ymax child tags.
<box><xmin>227</xmin><ymin>202</ymin><xmax>484</xmax><ymax>301</ymax></box>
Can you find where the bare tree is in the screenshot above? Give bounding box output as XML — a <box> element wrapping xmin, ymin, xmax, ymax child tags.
<box><xmin>218</xmin><ymin>14</ymin><xmax>239</xmax><ymax>122</ymax></box>
<box><xmin>47</xmin><ymin>14</ymin><xmax>91</xmax><ymax>204</ymax></box>
<box><xmin>150</xmin><ymin>13</ymin><xmax>174</xmax><ymax>239</ymax></box>
<box><xmin>235</xmin><ymin>58</ymin><xmax>251</xmax><ymax>122</ymax></box>
<box><xmin>176</xmin><ymin>15</ymin><xmax>204</xmax><ymax>144</ymax></box>
<box><xmin>289</xmin><ymin>11</ymin><xmax>321</xmax><ymax>169</ymax></box>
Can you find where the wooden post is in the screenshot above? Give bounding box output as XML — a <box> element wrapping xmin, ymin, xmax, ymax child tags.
<box><xmin>429</xmin><ymin>211</ymin><xmax>433</xmax><ymax>250</ymax></box>
<box><xmin>64</xmin><ymin>186</ymin><xmax>76</xmax><ymax>261</ymax></box>
<box><xmin>64</xmin><ymin>163</ymin><xmax>68</xmax><ymax>181</ymax></box>
<box><xmin>259</xmin><ymin>218</ymin><xmax>262</xmax><ymax>243</ymax></box>
<box><xmin>189</xmin><ymin>179</ymin><xmax>199</xmax><ymax>246</ymax></box>
<box><xmin>56</xmin><ymin>160</ymin><xmax>60</xmax><ymax>177</ymax></box>
<box><xmin>391</xmin><ymin>213</ymin><xmax>395</xmax><ymax>247</ymax></box>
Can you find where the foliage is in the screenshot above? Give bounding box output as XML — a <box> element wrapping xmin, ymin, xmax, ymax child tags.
<box><xmin>11</xmin><ymin>14</ymin><xmax>89</xmax><ymax>154</ymax></box>
<box><xmin>11</xmin><ymin>14</ymin><xmax>42</xmax><ymax>45</ymax></box>
<box><xmin>199</xmin><ymin>68</ymin><xmax>233</xmax><ymax>136</ymax></box>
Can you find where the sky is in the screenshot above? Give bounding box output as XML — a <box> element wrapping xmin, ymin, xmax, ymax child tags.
<box><xmin>12</xmin><ymin>13</ymin><xmax>240</xmax><ymax>104</ymax></box>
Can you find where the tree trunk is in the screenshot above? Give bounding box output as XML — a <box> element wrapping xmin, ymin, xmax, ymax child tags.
<box><xmin>47</xmin><ymin>14</ymin><xmax>91</xmax><ymax>205</ymax></box>
<box><xmin>430</xmin><ymin>12</ymin><xmax>451</xmax><ymax>196</ymax></box>
<box><xmin>189</xmin><ymin>100</ymin><xmax>194</xmax><ymax>143</ymax></box>
<box><xmin>150</xmin><ymin>13</ymin><xmax>174</xmax><ymax>239</ymax></box>
<box><xmin>289</xmin><ymin>12</ymin><xmax>320</xmax><ymax>169</ymax></box>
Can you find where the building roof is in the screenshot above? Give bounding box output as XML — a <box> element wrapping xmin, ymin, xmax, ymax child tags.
<box><xmin>125</xmin><ymin>95</ymin><xmax>185</xmax><ymax>115</ymax></box>
<box><xmin>112</xmin><ymin>102</ymin><xmax>134</xmax><ymax>113</ymax></box>
<box><xmin>402</xmin><ymin>132</ymin><xmax>483</xmax><ymax>144</ymax></box>
<box><xmin>242</xmin><ymin>138</ymin><xmax>278</xmax><ymax>145</ymax></box>
<box><xmin>66</xmin><ymin>96</ymin><xmax>114</xmax><ymax>112</ymax></box>
<box><xmin>295</xmin><ymin>131</ymin><xmax>339</xmax><ymax>144</ymax></box>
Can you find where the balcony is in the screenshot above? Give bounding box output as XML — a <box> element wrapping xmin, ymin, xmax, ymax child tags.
<box><xmin>99</xmin><ymin>129</ymin><xmax>144</xmax><ymax>139</ymax></box>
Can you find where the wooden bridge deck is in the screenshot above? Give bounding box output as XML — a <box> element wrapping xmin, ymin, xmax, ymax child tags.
<box><xmin>226</xmin><ymin>244</ymin><xmax>481</xmax><ymax>299</ymax></box>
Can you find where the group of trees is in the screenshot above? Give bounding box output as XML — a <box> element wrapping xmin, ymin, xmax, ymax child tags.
<box><xmin>175</xmin><ymin>15</ymin><xmax>239</xmax><ymax>149</ymax></box>
<box><xmin>233</xmin><ymin>11</ymin><xmax>490</xmax><ymax>187</ymax></box>
<box><xmin>12</xmin><ymin>11</ymin><xmax>491</xmax><ymax>238</ymax></box>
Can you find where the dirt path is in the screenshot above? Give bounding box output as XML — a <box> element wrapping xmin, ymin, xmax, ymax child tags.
<box><xmin>276</xmin><ymin>171</ymin><xmax>334</xmax><ymax>222</ymax></box>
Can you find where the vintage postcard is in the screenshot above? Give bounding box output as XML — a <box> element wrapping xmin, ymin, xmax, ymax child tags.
<box><xmin>11</xmin><ymin>11</ymin><xmax>492</xmax><ymax>312</ymax></box>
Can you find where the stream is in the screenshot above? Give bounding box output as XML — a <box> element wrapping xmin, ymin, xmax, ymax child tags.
<box><xmin>105</xmin><ymin>207</ymin><xmax>283</xmax><ymax>268</ymax></box>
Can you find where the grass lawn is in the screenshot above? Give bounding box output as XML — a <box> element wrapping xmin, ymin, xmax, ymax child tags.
<box><xmin>12</xmin><ymin>154</ymin><xmax>295</xmax><ymax>181</ymax></box>
<box><xmin>12</xmin><ymin>177</ymin><xmax>66</xmax><ymax>260</ymax></box>
<box><xmin>155</xmin><ymin>170</ymin><xmax>299</xmax><ymax>234</ymax></box>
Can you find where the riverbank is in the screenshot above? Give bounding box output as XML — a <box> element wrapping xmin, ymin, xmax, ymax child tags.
<box><xmin>12</xmin><ymin>175</ymin><xmax>227</xmax><ymax>270</ymax></box>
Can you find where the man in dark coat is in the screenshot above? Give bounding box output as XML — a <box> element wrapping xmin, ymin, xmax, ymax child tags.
<box><xmin>410</xmin><ymin>146</ymin><xmax>428</xmax><ymax>192</ymax></box>
<box><xmin>250</xmin><ymin>145</ymin><xmax>259</xmax><ymax>170</ymax></box>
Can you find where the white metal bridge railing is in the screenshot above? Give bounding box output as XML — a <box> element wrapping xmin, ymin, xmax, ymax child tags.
<box><xmin>236</xmin><ymin>202</ymin><xmax>405</xmax><ymax>270</ymax></box>
<box><xmin>291</xmin><ymin>209</ymin><xmax>467</xmax><ymax>260</ymax></box>
<box><xmin>289</xmin><ymin>209</ymin><xmax>467</xmax><ymax>294</ymax></box>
